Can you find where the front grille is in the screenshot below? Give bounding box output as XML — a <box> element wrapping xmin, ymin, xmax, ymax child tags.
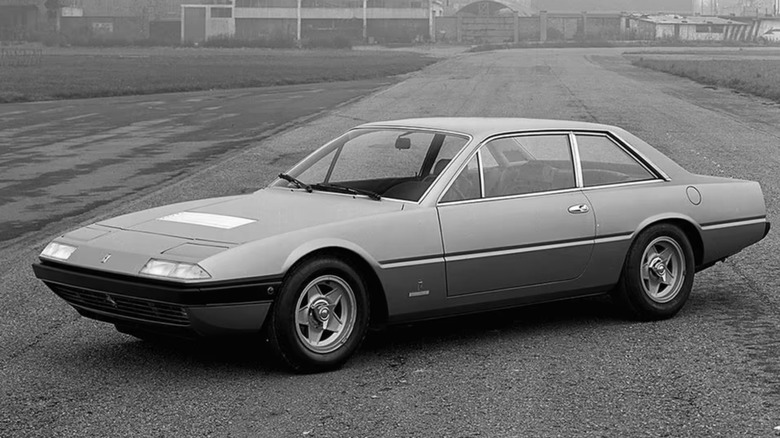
<box><xmin>50</xmin><ymin>283</ymin><xmax>189</xmax><ymax>326</ymax></box>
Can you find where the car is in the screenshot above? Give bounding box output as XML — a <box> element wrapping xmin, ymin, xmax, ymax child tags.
<box><xmin>33</xmin><ymin>118</ymin><xmax>770</xmax><ymax>372</ymax></box>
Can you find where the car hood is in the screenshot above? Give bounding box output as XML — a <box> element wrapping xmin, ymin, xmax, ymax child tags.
<box><xmin>97</xmin><ymin>188</ymin><xmax>403</xmax><ymax>244</ymax></box>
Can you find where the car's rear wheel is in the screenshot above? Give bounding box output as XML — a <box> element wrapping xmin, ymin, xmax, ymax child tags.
<box><xmin>268</xmin><ymin>257</ymin><xmax>370</xmax><ymax>373</ymax></box>
<box><xmin>613</xmin><ymin>224</ymin><xmax>695</xmax><ymax>320</ymax></box>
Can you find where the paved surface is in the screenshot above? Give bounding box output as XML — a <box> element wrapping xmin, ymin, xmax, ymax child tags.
<box><xmin>2</xmin><ymin>47</ymin><xmax>780</xmax><ymax>437</ymax></box>
<box><xmin>0</xmin><ymin>79</ymin><xmax>392</xmax><ymax>248</ymax></box>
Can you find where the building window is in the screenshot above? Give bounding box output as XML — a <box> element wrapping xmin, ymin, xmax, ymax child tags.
<box><xmin>711</xmin><ymin>25</ymin><xmax>724</xmax><ymax>33</ymax></box>
<box><xmin>211</xmin><ymin>7</ymin><xmax>232</xmax><ymax>17</ymax></box>
<box><xmin>695</xmin><ymin>24</ymin><xmax>710</xmax><ymax>33</ymax></box>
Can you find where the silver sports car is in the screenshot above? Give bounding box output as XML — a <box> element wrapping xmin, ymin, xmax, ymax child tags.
<box><xmin>33</xmin><ymin>118</ymin><xmax>770</xmax><ymax>372</ymax></box>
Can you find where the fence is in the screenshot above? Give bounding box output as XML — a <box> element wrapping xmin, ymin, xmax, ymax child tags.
<box><xmin>0</xmin><ymin>48</ymin><xmax>43</xmax><ymax>67</ymax></box>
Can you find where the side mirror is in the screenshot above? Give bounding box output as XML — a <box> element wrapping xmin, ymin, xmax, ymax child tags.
<box><xmin>395</xmin><ymin>137</ymin><xmax>411</xmax><ymax>150</ymax></box>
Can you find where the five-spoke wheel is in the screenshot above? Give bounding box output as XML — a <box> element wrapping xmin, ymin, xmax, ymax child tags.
<box><xmin>639</xmin><ymin>236</ymin><xmax>686</xmax><ymax>304</ymax></box>
<box><xmin>294</xmin><ymin>275</ymin><xmax>357</xmax><ymax>354</ymax></box>
<box><xmin>614</xmin><ymin>224</ymin><xmax>695</xmax><ymax>320</ymax></box>
<box><xmin>268</xmin><ymin>257</ymin><xmax>369</xmax><ymax>373</ymax></box>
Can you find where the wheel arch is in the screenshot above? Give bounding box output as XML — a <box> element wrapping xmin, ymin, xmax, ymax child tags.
<box><xmin>632</xmin><ymin>216</ymin><xmax>703</xmax><ymax>267</ymax></box>
<box><xmin>282</xmin><ymin>243</ymin><xmax>389</xmax><ymax>328</ymax></box>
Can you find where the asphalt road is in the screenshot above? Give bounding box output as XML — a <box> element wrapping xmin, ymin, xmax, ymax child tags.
<box><xmin>3</xmin><ymin>47</ymin><xmax>780</xmax><ymax>437</ymax></box>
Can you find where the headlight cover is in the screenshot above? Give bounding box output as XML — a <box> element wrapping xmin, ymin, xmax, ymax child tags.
<box><xmin>140</xmin><ymin>259</ymin><xmax>211</xmax><ymax>280</ymax></box>
<box><xmin>41</xmin><ymin>242</ymin><xmax>78</xmax><ymax>261</ymax></box>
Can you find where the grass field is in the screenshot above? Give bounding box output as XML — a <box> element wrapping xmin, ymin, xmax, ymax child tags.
<box><xmin>0</xmin><ymin>48</ymin><xmax>438</xmax><ymax>103</ymax></box>
<box><xmin>632</xmin><ymin>57</ymin><xmax>780</xmax><ymax>102</ymax></box>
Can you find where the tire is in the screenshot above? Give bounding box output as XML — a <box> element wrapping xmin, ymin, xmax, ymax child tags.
<box><xmin>267</xmin><ymin>257</ymin><xmax>370</xmax><ymax>373</ymax></box>
<box><xmin>613</xmin><ymin>224</ymin><xmax>695</xmax><ymax>321</ymax></box>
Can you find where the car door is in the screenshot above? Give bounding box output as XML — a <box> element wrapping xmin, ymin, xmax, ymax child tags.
<box><xmin>437</xmin><ymin>133</ymin><xmax>595</xmax><ymax>297</ymax></box>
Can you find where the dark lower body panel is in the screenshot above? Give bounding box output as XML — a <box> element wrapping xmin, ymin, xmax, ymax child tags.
<box><xmin>32</xmin><ymin>262</ymin><xmax>282</xmax><ymax>338</ymax></box>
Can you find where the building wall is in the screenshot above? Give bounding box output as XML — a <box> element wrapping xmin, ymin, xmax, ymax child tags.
<box><xmin>69</xmin><ymin>0</ymin><xmax>186</xmax><ymax>20</ymax></box>
<box><xmin>235</xmin><ymin>17</ymin><xmax>296</xmax><ymax>38</ymax></box>
<box><xmin>545</xmin><ymin>15</ymin><xmax>578</xmax><ymax>39</ymax></box>
<box><xmin>366</xmin><ymin>18</ymin><xmax>428</xmax><ymax>42</ymax></box>
<box><xmin>234</xmin><ymin>7</ymin><xmax>427</xmax><ymax>19</ymax></box>
<box><xmin>654</xmin><ymin>23</ymin><xmax>676</xmax><ymax>39</ymax></box>
<box><xmin>583</xmin><ymin>15</ymin><xmax>621</xmax><ymax>39</ymax></box>
<box><xmin>517</xmin><ymin>15</ymin><xmax>540</xmax><ymax>39</ymax></box>
<box><xmin>757</xmin><ymin>17</ymin><xmax>780</xmax><ymax>42</ymax></box>
<box><xmin>627</xmin><ymin>18</ymin><xmax>655</xmax><ymax>39</ymax></box>
<box><xmin>303</xmin><ymin>17</ymin><xmax>363</xmax><ymax>40</ymax></box>
<box><xmin>435</xmin><ymin>15</ymin><xmax>458</xmax><ymax>40</ymax></box>
<box><xmin>0</xmin><ymin>5</ymin><xmax>40</xmax><ymax>40</ymax></box>
<box><xmin>460</xmin><ymin>15</ymin><xmax>515</xmax><ymax>43</ymax></box>
<box><xmin>235</xmin><ymin>0</ymin><xmax>428</xmax><ymax>7</ymax></box>
<box><xmin>207</xmin><ymin>12</ymin><xmax>234</xmax><ymax>37</ymax></box>
<box><xmin>678</xmin><ymin>22</ymin><xmax>725</xmax><ymax>40</ymax></box>
<box><xmin>61</xmin><ymin>15</ymin><xmax>148</xmax><ymax>40</ymax></box>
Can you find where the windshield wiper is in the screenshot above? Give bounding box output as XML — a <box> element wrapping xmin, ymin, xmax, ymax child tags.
<box><xmin>311</xmin><ymin>182</ymin><xmax>381</xmax><ymax>201</ymax></box>
<box><xmin>278</xmin><ymin>173</ymin><xmax>312</xmax><ymax>192</ymax></box>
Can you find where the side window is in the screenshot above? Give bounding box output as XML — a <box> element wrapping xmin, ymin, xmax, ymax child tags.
<box><xmin>576</xmin><ymin>134</ymin><xmax>656</xmax><ymax>187</ymax></box>
<box><xmin>483</xmin><ymin>134</ymin><xmax>576</xmax><ymax>198</ymax></box>
<box><xmin>441</xmin><ymin>155</ymin><xmax>480</xmax><ymax>203</ymax></box>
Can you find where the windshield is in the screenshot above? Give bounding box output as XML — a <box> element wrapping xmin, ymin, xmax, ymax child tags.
<box><xmin>272</xmin><ymin>128</ymin><xmax>470</xmax><ymax>202</ymax></box>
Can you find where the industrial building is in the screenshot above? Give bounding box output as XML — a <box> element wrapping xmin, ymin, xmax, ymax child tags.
<box><xmin>0</xmin><ymin>0</ymin><xmax>778</xmax><ymax>44</ymax></box>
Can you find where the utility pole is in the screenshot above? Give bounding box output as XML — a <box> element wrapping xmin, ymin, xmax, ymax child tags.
<box><xmin>429</xmin><ymin>0</ymin><xmax>435</xmax><ymax>42</ymax></box>
<box><xmin>296</xmin><ymin>0</ymin><xmax>301</xmax><ymax>43</ymax></box>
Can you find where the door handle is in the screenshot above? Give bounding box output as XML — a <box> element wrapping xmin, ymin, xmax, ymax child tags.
<box><xmin>568</xmin><ymin>204</ymin><xmax>590</xmax><ymax>214</ymax></box>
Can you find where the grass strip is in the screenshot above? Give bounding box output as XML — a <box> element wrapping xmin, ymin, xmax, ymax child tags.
<box><xmin>632</xmin><ymin>58</ymin><xmax>780</xmax><ymax>102</ymax></box>
<box><xmin>0</xmin><ymin>49</ymin><xmax>437</xmax><ymax>103</ymax></box>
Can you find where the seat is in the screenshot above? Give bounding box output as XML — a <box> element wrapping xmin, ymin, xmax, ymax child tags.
<box><xmin>432</xmin><ymin>158</ymin><xmax>451</xmax><ymax>176</ymax></box>
<box><xmin>492</xmin><ymin>161</ymin><xmax>555</xmax><ymax>197</ymax></box>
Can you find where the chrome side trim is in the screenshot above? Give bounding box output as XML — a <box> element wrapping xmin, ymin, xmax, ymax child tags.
<box><xmin>477</xmin><ymin>150</ymin><xmax>485</xmax><ymax>197</ymax></box>
<box><xmin>580</xmin><ymin>179</ymin><xmax>665</xmax><ymax>192</ymax></box>
<box><xmin>380</xmin><ymin>256</ymin><xmax>445</xmax><ymax>269</ymax></box>
<box><xmin>701</xmin><ymin>217</ymin><xmax>767</xmax><ymax>231</ymax></box>
<box><xmin>594</xmin><ymin>234</ymin><xmax>633</xmax><ymax>244</ymax></box>
<box><xmin>569</xmin><ymin>132</ymin><xmax>584</xmax><ymax>188</ymax></box>
<box><xmin>606</xmin><ymin>131</ymin><xmax>670</xmax><ymax>181</ymax></box>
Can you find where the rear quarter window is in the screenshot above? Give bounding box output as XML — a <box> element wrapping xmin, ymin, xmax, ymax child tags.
<box><xmin>576</xmin><ymin>134</ymin><xmax>656</xmax><ymax>187</ymax></box>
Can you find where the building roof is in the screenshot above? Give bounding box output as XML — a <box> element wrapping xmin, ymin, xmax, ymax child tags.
<box><xmin>534</xmin><ymin>0</ymin><xmax>692</xmax><ymax>13</ymax></box>
<box><xmin>633</xmin><ymin>13</ymin><xmax>745</xmax><ymax>25</ymax></box>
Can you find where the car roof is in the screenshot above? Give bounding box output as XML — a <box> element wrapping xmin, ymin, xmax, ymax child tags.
<box><xmin>358</xmin><ymin>117</ymin><xmax>691</xmax><ymax>180</ymax></box>
<box><xmin>358</xmin><ymin>117</ymin><xmax>617</xmax><ymax>138</ymax></box>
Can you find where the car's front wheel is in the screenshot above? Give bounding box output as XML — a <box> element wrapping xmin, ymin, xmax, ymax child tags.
<box><xmin>613</xmin><ymin>224</ymin><xmax>695</xmax><ymax>320</ymax></box>
<box><xmin>267</xmin><ymin>257</ymin><xmax>370</xmax><ymax>373</ymax></box>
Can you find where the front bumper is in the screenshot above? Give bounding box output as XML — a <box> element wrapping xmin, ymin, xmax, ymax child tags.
<box><xmin>32</xmin><ymin>261</ymin><xmax>283</xmax><ymax>338</ymax></box>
